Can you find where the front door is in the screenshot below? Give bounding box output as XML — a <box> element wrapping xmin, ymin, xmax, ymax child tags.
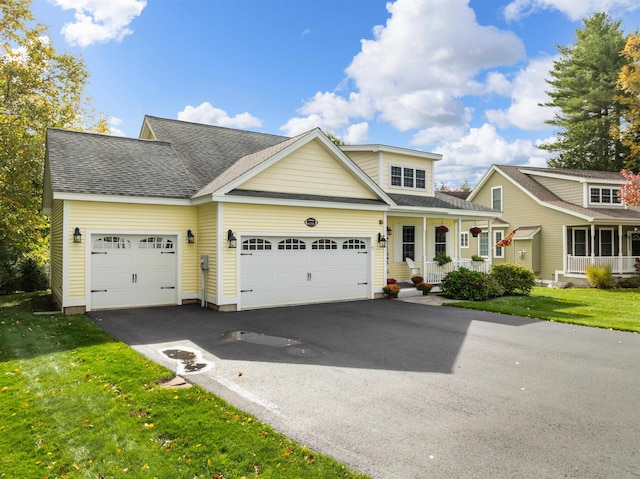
<box><xmin>630</xmin><ymin>232</ymin><xmax>640</xmax><ymax>256</ymax></box>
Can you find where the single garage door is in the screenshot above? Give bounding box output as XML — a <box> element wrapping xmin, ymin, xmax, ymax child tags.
<box><xmin>90</xmin><ymin>235</ymin><xmax>178</xmax><ymax>310</ymax></box>
<box><xmin>240</xmin><ymin>236</ymin><xmax>370</xmax><ymax>309</ymax></box>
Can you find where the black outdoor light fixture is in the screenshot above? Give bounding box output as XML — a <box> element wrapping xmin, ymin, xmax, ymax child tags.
<box><xmin>227</xmin><ymin>229</ymin><xmax>237</xmax><ymax>249</ymax></box>
<box><xmin>378</xmin><ymin>232</ymin><xmax>387</xmax><ymax>248</ymax></box>
<box><xmin>187</xmin><ymin>229</ymin><xmax>195</xmax><ymax>244</ymax></box>
<box><xmin>73</xmin><ymin>227</ymin><xmax>82</xmax><ymax>243</ymax></box>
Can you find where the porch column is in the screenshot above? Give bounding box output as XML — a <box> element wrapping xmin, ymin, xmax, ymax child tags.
<box><xmin>422</xmin><ymin>216</ymin><xmax>427</xmax><ymax>276</ymax></box>
<box><xmin>562</xmin><ymin>225</ymin><xmax>567</xmax><ymax>277</ymax></box>
<box><xmin>457</xmin><ymin>218</ymin><xmax>462</xmax><ymax>261</ymax></box>
<box><xmin>590</xmin><ymin>224</ymin><xmax>595</xmax><ymax>258</ymax></box>
<box><xmin>618</xmin><ymin>224</ymin><xmax>623</xmax><ymax>273</ymax></box>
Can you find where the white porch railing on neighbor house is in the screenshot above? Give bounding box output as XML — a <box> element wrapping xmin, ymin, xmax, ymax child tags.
<box><xmin>423</xmin><ymin>259</ymin><xmax>489</xmax><ymax>284</ymax></box>
<box><xmin>566</xmin><ymin>255</ymin><xmax>638</xmax><ymax>274</ymax></box>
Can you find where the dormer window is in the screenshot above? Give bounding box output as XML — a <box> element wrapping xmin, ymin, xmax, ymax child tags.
<box><xmin>391</xmin><ymin>166</ymin><xmax>426</xmax><ymax>189</ymax></box>
<box><xmin>589</xmin><ymin>187</ymin><xmax>621</xmax><ymax>205</ymax></box>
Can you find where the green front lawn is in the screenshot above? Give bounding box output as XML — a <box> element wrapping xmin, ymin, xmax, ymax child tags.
<box><xmin>448</xmin><ymin>286</ymin><xmax>640</xmax><ymax>332</ymax></box>
<box><xmin>0</xmin><ymin>292</ymin><xmax>368</xmax><ymax>479</ymax></box>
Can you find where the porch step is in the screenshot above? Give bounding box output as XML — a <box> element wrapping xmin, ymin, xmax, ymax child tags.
<box><xmin>398</xmin><ymin>286</ymin><xmax>422</xmax><ymax>298</ymax></box>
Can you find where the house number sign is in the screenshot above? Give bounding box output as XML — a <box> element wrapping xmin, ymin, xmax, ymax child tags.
<box><xmin>305</xmin><ymin>218</ymin><xmax>318</xmax><ymax>227</ymax></box>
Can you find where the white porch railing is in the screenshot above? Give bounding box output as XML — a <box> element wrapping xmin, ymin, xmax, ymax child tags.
<box><xmin>566</xmin><ymin>255</ymin><xmax>638</xmax><ymax>274</ymax></box>
<box><xmin>423</xmin><ymin>260</ymin><xmax>489</xmax><ymax>284</ymax></box>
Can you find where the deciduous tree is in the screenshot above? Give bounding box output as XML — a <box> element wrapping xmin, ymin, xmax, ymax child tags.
<box><xmin>616</xmin><ymin>33</ymin><xmax>640</xmax><ymax>172</ymax></box>
<box><xmin>0</xmin><ymin>0</ymin><xmax>96</xmax><ymax>291</ymax></box>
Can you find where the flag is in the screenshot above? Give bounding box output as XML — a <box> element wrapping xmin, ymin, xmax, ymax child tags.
<box><xmin>496</xmin><ymin>228</ymin><xmax>518</xmax><ymax>247</ymax></box>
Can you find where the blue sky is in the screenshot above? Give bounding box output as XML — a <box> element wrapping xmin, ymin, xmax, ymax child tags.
<box><xmin>32</xmin><ymin>0</ymin><xmax>640</xmax><ymax>188</ymax></box>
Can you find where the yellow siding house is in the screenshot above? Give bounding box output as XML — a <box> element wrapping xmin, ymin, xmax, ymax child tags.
<box><xmin>43</xmin><ymin>116</ymin><xmax>497</xmax><ymax>313</ymax></box>
<box><xmin>464</xmin><ymin>165</ymin><xmax>640</xmax><ymax>285</ymax></box>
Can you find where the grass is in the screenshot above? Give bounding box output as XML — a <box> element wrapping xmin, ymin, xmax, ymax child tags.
<box><xmin>0</xmin><ymin>292</ymin><xmax>369</xmax><ymax>479</ymax></box>
<box><xmin>448</xmin><ymin>286</ymin><xmax>640</xmax><ymax>332</ymax></box>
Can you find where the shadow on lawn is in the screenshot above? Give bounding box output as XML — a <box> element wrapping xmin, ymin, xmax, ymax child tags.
<box><xmin>0</xmin><ymin>292</ymin><xmax>117</xmax><ymax>362</ymax></box>
<box><xmin>89</xmin><ymin>300</ymin><xmax>538</xmax><ymax>375</ymax></box>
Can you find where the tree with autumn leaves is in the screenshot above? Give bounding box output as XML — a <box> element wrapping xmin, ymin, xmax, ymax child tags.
<box><xmin>0</xmin><ymin>0</ymin><xmax>104</xmax><ymax>292</ymax></box>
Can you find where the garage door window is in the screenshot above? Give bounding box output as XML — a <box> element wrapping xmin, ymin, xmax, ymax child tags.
<box><xmin>312</xmin><ymin>239</ymin><xmax>337</xmax><ymax>250</ymax></box>
<box><xmin>243</xmin><ymin>238</ymin><xmax>272</xmax><ymax>250</ymax></box>
<box><xmin>343</xmin><ymin>239</ymin><xmax>367</xmax><ymax>249</ymax></box>
<box><xmin>139</xmin><ymin>237</ymin><xmax>173</xmax><ymax>249</ymax></box>
<box><xmin>93</xmin><ymin>236</ymin><xmax>130</xmax><ymax>249</ymax></box>
<box><xmin>279</xmin><ymin>238</ymin><xmax>306</xmax><ymax>250</ymax></box>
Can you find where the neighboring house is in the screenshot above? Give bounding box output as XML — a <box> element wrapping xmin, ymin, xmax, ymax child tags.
<box><xmin>43</xmin><ymin>115</ymin><xmax>497</xmax><ymax>313</ymax></box>
<box><xmin>463</xmin><ymin>165</ymin><xmax>640</xmax><ymax>285</ymax></box>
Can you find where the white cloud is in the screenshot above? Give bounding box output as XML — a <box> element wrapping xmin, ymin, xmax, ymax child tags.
<box><xmin>432</xmin><ymin>123</ymin><xmax>550</xmax><ymax>186</ymax></box>
<box><xmin>485</xmin><ymin>56</ymin><xmax>557</xmax><ymax>130</ymax></box>
<box><xmin>343</xmin><ymin>122</ymin><xmax>369</xmax><ymax>144</ymax></box>
<box><xmin>281</xmin><ymin>92</ymin><xmax>373</xmax><ymax>136</ymax></box>
<box><xmin>107</xmin><ymin>116</ymin><xmax>125</xmax><ymax>136</ymax></box>
<box><xmin>177</xmin><ymin>102</ymin><xmax>262</xmax><ymax>129</ymax></box>
<box><xmin>51</xmin><ymin>0</ymin><xmax>146</xmax><ymax>47</ymax></box>
<box><xmin>503</xmin><ymin>0</ymin><xmax>640</xmax><ymax>21</ymax></box>
<box><xmin>282</xmin><ymin>0</ymin><xmax>525</xmax><ymax>135</ymax></box>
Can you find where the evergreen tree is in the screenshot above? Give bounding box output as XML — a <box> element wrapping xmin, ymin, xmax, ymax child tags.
<box><xmin>541</xmin><ymin>13</ymin><xmax>630</xmax><ymax>171</ymax></box>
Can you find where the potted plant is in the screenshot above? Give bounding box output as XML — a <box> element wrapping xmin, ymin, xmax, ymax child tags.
<box><xmin>471</xmin><ymin>254</ymin><xmax>485</xmax><ymax>262</ymax></box>
<box><xmin>433</xmin><ymin>253</ymin><xmax>452</xmax><ymax>266</ymax></box>
<box><xmin>411</xmin><ymin>274</ymin><xmax>424</xmax><ymax>286</ymax></box>
<box><xmin>470</xmin><ymin>226</ymin><xmax>482</xmax><ymax>237</ymax></box>
<box><xmin>435</xmin><ymin>225</ymin><xmax>449</xmax><ymax>233</ymax></box>
<box><xmin>416</xmin><ymin>282</ymin><xmax>432</xmax><ymax>295</ymax></box>
<box><xmin>386</xmin><ymin>278</ymin><xmax>397</xmax><ymax>284</ymax></box>
<box><xmin>382</xmin><ymin>283</ymin><xmax>401</xmax><ymax>299</ymax></box>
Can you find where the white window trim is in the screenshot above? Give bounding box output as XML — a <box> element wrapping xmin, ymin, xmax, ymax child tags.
<box><xmin>572</xmin><ymin>228</ymin><xmax>589</xmax><ymax>256</ymax></box>
<box><xmin>478</xmin><ymin>231</ymin><xmax>489</xmax><ymax>258</ymax></box>
<box><xmin>393</xmin><ymin>223</ymin><xmax>423</xmax><ymax>262</ymax></box>
<box><xmin>491</xmin><ymin>186</ymin><xmax>502</xmax><ymax>211</ymax></box>
<box><xmin>460</xmin><ymin>231</ymin><xmax>469</xmax><ymax>249</ymax></box>
<box><xmin>599</xmin><ymin>228</ymin><xmax>614</xmax><ymax>257</ymax></box>
<box><xmin>389</xmin><ymin>165</ymin><xmax>427</xmax><ymax>190</ymax></box>
<box><xmin>588</xmin><ymin>186</ymin><xmax>621</xmax><ymax>205</ymax></box>
<box><xmin>494</xmin><ymin>230</ymin><xmax>504</xmax><ymax>258</ymax></box>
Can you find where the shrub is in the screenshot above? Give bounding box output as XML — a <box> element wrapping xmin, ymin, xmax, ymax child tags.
<box><xmin>485</xmin><ymin>274</ymin><xmax>506</xmax><ymax>298</ymax></box>
<box><xmin>19</xmin><ymin>258</ymin><xmax>49</xmax><ymax>292</ymax></box>
<box><xmin>440</xmin><ymin>267</ymin><xmax>491</xmax><ymax>301</ymax></box>
<box><xmin>490</xmin><ymin>263</ymin><xmax>535</xmax><ymax>295</ymax></box>
<box><xmin>585</xmin><ymin>265</ymin><xmax>613</xmax><ymax>289</ymax></box>
<box><xmin>618</xmin><ymin>276</ymin><xmax>640</xmax><ymax>288</ymax></box>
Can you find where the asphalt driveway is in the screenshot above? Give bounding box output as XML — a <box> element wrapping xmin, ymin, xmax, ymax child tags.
<box><xmin>89</xmin><ymin>300</ymin><xmax>640</xmax><ymax>479</ymax></box>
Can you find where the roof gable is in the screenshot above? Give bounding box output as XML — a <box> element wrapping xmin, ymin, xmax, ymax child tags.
<box><xmin>197</xmin><ymin>128</ymin><xmax>392</xmax><ymax>204</ymax></box>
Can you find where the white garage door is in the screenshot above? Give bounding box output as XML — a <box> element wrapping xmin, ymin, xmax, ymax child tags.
<box><xmin>240</xmin><ymin>236</ymin><xmax>370</xmax><ymax>309</ymax></box>
<box><xmin>90</xmin><ymin>235</ymin><xmax>178</xmax><ymax>310</ymax></box>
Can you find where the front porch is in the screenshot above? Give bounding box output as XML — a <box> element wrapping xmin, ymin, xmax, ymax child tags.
<box><xmin>566</xmin><ymin>255</ymin><xmax>637</xmax><ymax>274</ymax></box>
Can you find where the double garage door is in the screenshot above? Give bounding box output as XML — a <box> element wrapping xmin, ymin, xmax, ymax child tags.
<box><xmin>240</xmin><ymin>236</ymin><xmax>371</xmax><ymax>309</ymax></box>
<box><xmin>90</xmin><ymin>235</ymin><xmax>178</xmax><ymax>310</ymax></box>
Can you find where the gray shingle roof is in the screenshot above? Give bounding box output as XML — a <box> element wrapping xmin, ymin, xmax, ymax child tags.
<box><xmin>228</xmin><ymin>189</ymin><xmax>387</xmax><ymax>206</ymax></box>
<box><xmin>144</xmin><ymin>116</ymin><xmax>289</xmax><ymax>193</ymax></box>
<box><xmin>389</xmin><ymin>192</ymin><xmax>498</xmax><ymax>212</ymax></box>
<box><xmin>495</xmin><ymin>165</ymin><xmax>640</xmax><ymax>221</ymax></box>
<box><xmin>46</xmin><ymin>129</ymin><xmax>197</xmax><ymax>199</ymax></box>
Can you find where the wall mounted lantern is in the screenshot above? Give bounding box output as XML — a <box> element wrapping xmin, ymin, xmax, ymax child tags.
<box><xmin>227</xmin><ymin>229</ymin><xmax>237</xmax><ymax>249</ymax></box>
<box><xmin>187</xmin><ymin>229</ymin><xmax>195</xmax><ymax>244</ymax></box>
<box><xmin>73</xmin><ymin>227</ymin><xmax>82</xmax><ymax>243</ymax></box>
<box><xmin>377</xmin><ymin>232</ymin><xmax>387</xmax><ymax>248</ymax></box>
